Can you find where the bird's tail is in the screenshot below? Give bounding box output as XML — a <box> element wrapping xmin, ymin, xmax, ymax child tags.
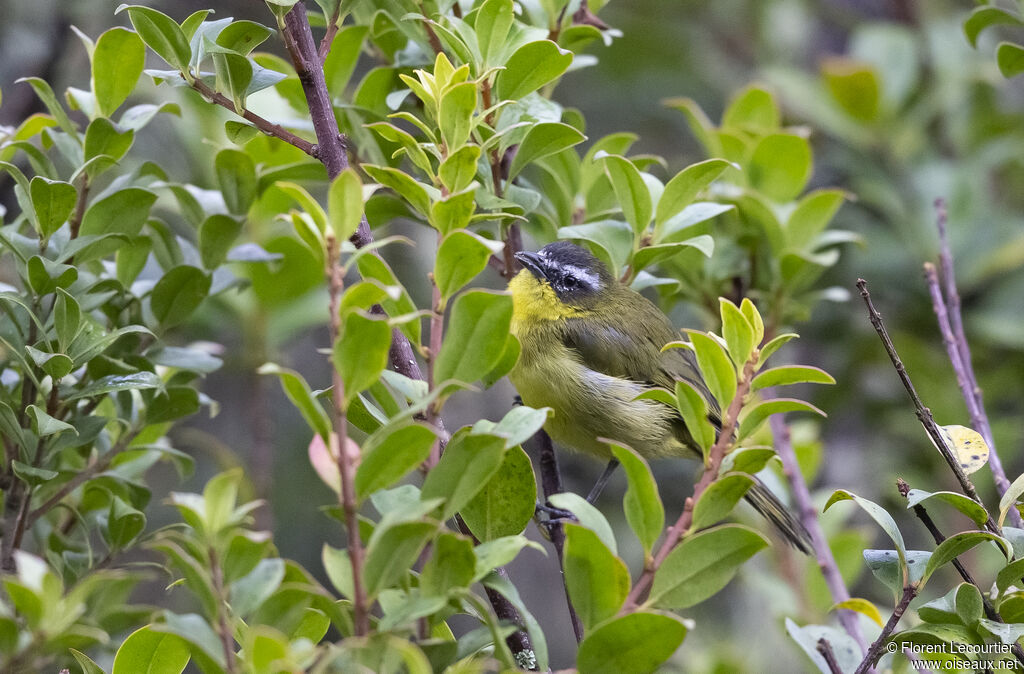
<box><xmin>743</xmin><ymin>479</ymin><xmax>813</xmax><ymax>554</ymax></box>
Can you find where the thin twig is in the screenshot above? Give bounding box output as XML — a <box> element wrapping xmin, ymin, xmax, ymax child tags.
<box><xmin>856</xmin><ymin>279</ymin><xmax>999</xmax><ymax>534</ymax></box>
<box><xmin>67</xmin><ymin>174</ymin><xmax>89</xmax><ymax>241</ymax></box>
<box><xmin>930</xmin><ymin>198</ymin><xmax>1017</xmax><ymax>524</ymax></box>
<box><xmin>425</xmin><ymin>272</ymin><xmax>443</xmax><ymax>469</ymax></box>
<box><xmin>897</xmin><ymin>478</ymin><xmax>1024</xmax><ymax>667</ymax></box>
<box><xmin>417</xmin><ymin>2</ymin><xmax>445</xmax><ymax>55</ymax></box>
<box><xmin>317</xmin><ymin>2</ymin><xmax>344</xmax><ymax>62</ymax></box>
<box><xmin>855</xmin><ymin>583</ymin><xmax>917</xmax><ymax>674</ymax></box>
<box><xmin>771</xmin><ymin>414</ymin><xmax>869</xmax><ymax>656</ymax></box>
<box><xmin>208</xmin><ymin>548</ymin><xmax>238</xmax><ymax>674</ymax></box>
<box><xmin>188</xmin><ymin>78</ymin><xmax>317</xmax><ymax>158</ymax></box>
<box><xmin>325</xmin><ymin>234</ymin><xmax>369</xmax><ymax>636</ymax></box>
<box><xmin>816</xmin><ymin>637</ymin><xmax>843</xmax><ymax>674</ymax></box>
<box><xmin>532</xmin><ymin>430</ymin><xmax>584</xmax><ymax>643</ymax></box>
<box><xmin>24</xmin><ymin>428</ymin><xmax>141</xmax><ymax>530</ymax></box>
<box><xmin>625</xmin><ymin>354</ymin><xmax>758</xmax><ymax>608</ymax></box>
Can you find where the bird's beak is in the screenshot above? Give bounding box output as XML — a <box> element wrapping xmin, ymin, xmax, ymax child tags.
<box><xmin>514</xmin><ymin>251</ymin><xmax>547</xmax><ymax>281</ymax></box>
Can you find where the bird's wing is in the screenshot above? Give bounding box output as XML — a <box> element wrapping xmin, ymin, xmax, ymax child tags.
<box><xmin>560</xmin><ymin>313</ymin><xmax>721</xmax><ymax>422</ymax></box>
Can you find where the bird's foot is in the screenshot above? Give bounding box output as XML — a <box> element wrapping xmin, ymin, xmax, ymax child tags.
<box><xmin>534</xmin><ymin>501</ymin><xmax>578</xmax><ymax>531</ymax></box>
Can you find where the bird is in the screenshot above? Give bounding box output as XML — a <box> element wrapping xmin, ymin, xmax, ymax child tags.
<box><xmin>507</xmin><ymin>240</ymin><xmax>811</xmax><ymax>552</ymax></box>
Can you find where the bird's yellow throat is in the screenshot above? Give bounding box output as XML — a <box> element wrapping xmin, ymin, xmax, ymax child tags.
<box><xmin>508</xmin><ymin>269</ymin><xmax>586</xmax><ymax>325</ymax></box>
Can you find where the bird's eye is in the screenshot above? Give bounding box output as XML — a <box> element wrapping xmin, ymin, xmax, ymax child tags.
<box><xmin>562</xmin><ymin>275</ymin><xmax>578</xmax><ymax>289</ymax></box>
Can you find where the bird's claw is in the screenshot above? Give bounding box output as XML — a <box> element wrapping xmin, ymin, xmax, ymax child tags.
<box><xmin>534</xmin><ymin>501</ymin><xmax>577</xmax><ymax>530</ymax></box>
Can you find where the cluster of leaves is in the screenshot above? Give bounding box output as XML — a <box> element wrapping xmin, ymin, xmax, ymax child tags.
<box><xmin>963</xmin><ymin>1</ymin><xmax>1024</xmax><ymax>79</ymax></box>
<box><xmin>0</xmin><ymin>0</ymin><xmax>868</xmax><ymax>672</ymax></box>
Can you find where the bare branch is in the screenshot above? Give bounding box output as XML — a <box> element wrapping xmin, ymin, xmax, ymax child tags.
<box><xmin>855</xmin><ymin>583</ymin><xmax>917</xmax><ymax>674</ymax></box>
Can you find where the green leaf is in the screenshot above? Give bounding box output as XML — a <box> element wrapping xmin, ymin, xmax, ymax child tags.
<box><xmin>655</xmin><ymin>158</ymin><xmax>733</xmax><ymax>227</ymax></box>
<box><xmin>495</xmin><ymin>40</ymin><xmax>573</xmax><ymax>101</ymax></box>
<box><xmin>363</xmin><ymin>521</ymin><xmax>437</xmax><ymax>598</ymax></box>
<box><xmin>53</xmin><ymin>288</ymin><xmax>81</xmax><ymax>350</ymax></box>
<box><xmin>104</xmin><ymin>495</ymin><xmax>146</xmax><ymax>548</ymax></box>
<box><xmin>113</xmin><ymin>625</ymin><xmax>191</xmax><ymax>674</ymax></box>
<box><xmin>71</xmin><ymin>649</ymin><xmax>107</xmax><ymax>674</ymax></box>
<box><xmin>751</xmin><ymin>365</ymin><xmax>836</xmax><ymax>391</ymax></box>
<box><xmin>738</xmin><ymin>398</ymin><xmax>825</xmax><ymax>440</ymax></box>
<box><xmin>470</xmin><ymin>405</ymin><xmax>549</xmax><ymax>449</ymax></box>
<box><xmin>28</xmin><ymin>404</ymin><xmax>76</xmax><ymax>437</ymax></box>
<box><xmin>758</xmin><ymin>332</ymin><xmax>798</xmax><ymax>367</ymax></box>
<box><xmin>650</xmin><ymin>524</ymin><xmax>768</xmax><ymax>609</ymax></box>
<box><xmin>460</xmin><ymin>445</ymin><xmax>537</xmax><ymax>542</ymax></box>
<box><xmin>150</xmin><ymin>265</ymin><xmax>211</xmax><ymax>328</ymax></box>
<box><xmin>229</xmin><ymin>558</ymin><xmax>285</xmax><ymax>617</ymax></box>
<box><xmin>831</xmin><ymin>598</ymin><xmax>884</xmax><ymax>628</ymax></box>
<box><xmin>558</xmin><ymin>219</ymin><xmax>634</xmax><ymax>279</ymax></box>
<box><xmin>84</xmin><ymin>118</ymin><xmax>135</xmax><ymax>167</ymax></box>
<box><xmin>421</xmin><ymin>429</ymin><xmax>506</xmax><ymax>519</ymax></box>
<box><xmin>198</xmin><ymin>214</ymin><xmax>243</xmax><ymax>269</ymax></box>
<box><xmin>421</xmin><ymin>532</ymin><xmax>475</xmax><ymax>597</ymax></box>
<box><xmin>152</xmin><ymin>613</ymin><xmax>225</xmax><ymax>668</ymax></box>
<box><xmin>215</xmin><ymin>20</ymin><xmax>273</xmax><ymax>55</ymax></box>
<box><xmin>905</xmin><ymin>489</ymin><xmax>989</xmax><ymax>528</ymax></box>
<box><xmin>439</xmin><ymin>145</ymin><xmax>481</xmax><ymax>193</ymax></box>
<box><xmin>690</xmin><ymin>473</ymin><xmax>754</xmax><ymax>532</ymax></box>
<box><xmin>475</xmin><ymin>0</ymin><xmax>514</xmax><ymax>65</ymax></box>
<box><xmin>686</xmin><ymin>331</ymin><xmax>736</xmax><ymax>410</ymax></box>
<box><xmin>722</xmin><ymin>85</ymin><xmax>779</xmax><ymax>132</ymax></box>
<box><xmin>257</xmin><ymin>363</ymin><xmax>332</xmax><ymax>441</ymax></box>
<box><xmin>12</xmin><ymin>461</ymin><xmax>58</xmax><ymax>486</ymax></box>
<box><xmin>93</xmin><ymin>27</ymin><xmax>145</xmax><ymax>116</ymax></box>
<box><xmin>116</xmin><ymin>5</ymin><xmax>193</xmax><ymax>74</ymax></box>
<box><xmin>429</xmin><ymin>187</ymin><xmax>476</xmax><ymax>235</ymax></box>
<box><xmin>997</xmin><ymin>557</ymin><xmax>1024</xmax><ymax>594</ymax></box>
<box><xmin>434</xmin><ymin>229</ymin><xmax>504</xmax><ymax>303</ymax></box>
<box><xmin>27</xmin><ymin>255</ymin><xmax>77</xmax><ymax>295</ymax></box>
<box><xmin>507</xmin><ymin>122</ymin><xmax>586</xmax><ymax>180</ymax></box>
<box><xmin>29</xmin><ymin>177</ymin><xmax>75</xmax><ymax>237</ymax></box>
<box><xmin>547</xmin><ymin>492</ymin><xmax>618</xmax><ymax>555</ymax></box>
<box><xmin>602</xmin><ymin>155</ymin><xmax>652</xmax><ymax>234</ymax></box>
<box><xmin>999</xmin><ymin>473</ymin><xmax>1024</xmax><ymax>528</ymax></box>
<box><xmin>747</xmin><ymin>133</ymin><xmax>812</xmax><ymax>202</ymax></box>
<box><xmin>822</xmin><ymin>59</ymin><xmax>880</xmax><ymax>122</ymax></box>
<box><xmin>334</xmin><ymin>312</ymin><xmax>391</xmax><ymax>407</ymax></box>
<box><xmin>322</xmin><ymin>544</ymin><xmax>354</xmax><ymax>598</ymax></box>
<box><xmin>785</xmin><ymin>619</ymin><xmax>863</xmax><ymax>674</ymax></box>
<box><xmin>563</xmin><ymin>523</ymin><xmax>630</xmax><ymax>631</ymax></box>
<box><xmin>147</xmin><ymin>386</ymin><xmax>201</xmax><ymax>424</ymax></box>
<box><xmin>720</xmin><ymin>298</ymin><xmax>754</xmax><ymax>367</ymax></box>
<box><xmin>328</xmin><ymin>168</ymin><xmax>364</xmax><ymax>242</ymax></box>
<box><xmin>434</xmin><ymin>290</ymin><xmax>513</xmax><ymax>385</ymax></box>
<box><xmin>922</xmin><ymin>531</ymin><xmax>1010</xmax><ymax>586</ymax></box>
<box><xmin>864</xmin><ymin>549</ymin><xmax>929</xmax><ymax>599</ymax></box>
<box><xmin>438</xmin><ymin>81</ymin><xmax>476</xmax><ymax>150</ymax></box>
<box><xmin>609</xmin><ymin>443</ymin><xmax>663</xmax><ymax>556</ymax></box>
<box><xmin>576</xmin><ymin>611</ymin><xmax>688</xmax><ymax>674</ymax></box>
<box><xmin>978</xmin><ymin>618</ymin><xmax>1024</xmax><ymax>645</ymax></box>
<box><xmin>17</xmin><ymin>78</ymin><xmax>77</xmax><ymax>139</ymax></box>
<box><xmin>362</xmin><ymin>165</ymin><xmax>431</xmax><ymax>216</ymax></box>
<box><xmin>80</xmin><ymin>187</ymin><xmax>156</xmax><ymax>237</ymax></box>
<box><xmin>215</xmin><ymin>148</ymin><xmax>257</xmax><ymax>215</ymax></box>
<box><xmin>825</xmin><ymin>489</ymin><xmax>908</xmax><ymax>583</ymax></box>
<box><xmin>955</xmin><ymin>582</ymin><xmax>983</xmax><ymax>627</ymax></box>
<box><xmin>965</xmin><ymin>7</ymin><xmax>1024</xmax><ymax>48</ymax></box>
<box><xmin>355</xmin><ymin>423</ymin><xmax>437</xmax><ymax>500</ymax></box>
<box><xmin>786</xmin><ymin>189</ymin><xmax>846</xmax><ymax>251</ymax></box>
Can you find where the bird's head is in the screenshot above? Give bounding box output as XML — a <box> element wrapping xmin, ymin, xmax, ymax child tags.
<box><xmin>508</xmin><ymin>241</ymin><xmax>614</xmax><ymax>320</ymax></box>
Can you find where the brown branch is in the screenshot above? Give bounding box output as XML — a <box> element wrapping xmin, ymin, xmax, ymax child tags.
<box><xmin>854</xmin><ymin>583</ymin><xmax>917</xmax><ymax>674</ymax></box>
<box><xmin>532</xmin><ymin>429</ymin><xmax>584</xmax><ymax>643</ymax></box>
<box><xmin>282</xmin><ymin>2</ymin><xmax>371</xmax><ymax>246</ymax></box>
<box><xmin>317</xmin><ymin>3</ymin><xmax>344</xmax><ymax>62</ymax></box>
<box><xmin>425</xmin><ymin>272</ymin><xmax>443</xmax><ymax>469</ymax></box>
<box><xmin>929</xmin><ymin>198</ymin><xmax>1017</xmax><ymax>524</ymax></box>
<box><xmin>417</xmin><ymin>2</ymin><xmax>445</xmax><ymax>55</ymax></box>
<box><xmin>325</xmin><ymin>234</ymin><xmax>369</xmax><ymax>636</ymax></box>
<box><xmin>817</xmin><ymin>638</ymin><xmax>843</xmax><ymax>674</ymax></box>
<box><xmin>625</xmin><ymin>353</ymin><xmax>758</xmax><ymax>608</ymax></box>
<box><xmin>856</xmin><ymin>279</ymin><xmax>999</xmax><ymax>534</ymax></box>
<box><xmin>771</xmin><ymin>414</ymin><xmax>869</xmax><ymax>656</ymax></box>
<box><xmin>188</xmin><ymin>78</ymin><xmax>317</xmax><ymax>158</ymax></box>
<box><xmin>897</xmin><ymin>478</ymin><xmax>1024</xmax><ymax>667</ymax></box>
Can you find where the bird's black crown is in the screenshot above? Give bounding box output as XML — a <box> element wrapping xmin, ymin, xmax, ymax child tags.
<box><xmin>514</xmin><ymin>241</ymin><xmax>612</xmax><ymax>303</ymax></box>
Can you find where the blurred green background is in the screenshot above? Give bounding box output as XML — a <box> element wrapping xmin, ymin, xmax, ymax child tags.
<box><xmin>4</xmin><ymin>0</ymin><xmax>1024</xmax><ymax>670</ymax></box>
